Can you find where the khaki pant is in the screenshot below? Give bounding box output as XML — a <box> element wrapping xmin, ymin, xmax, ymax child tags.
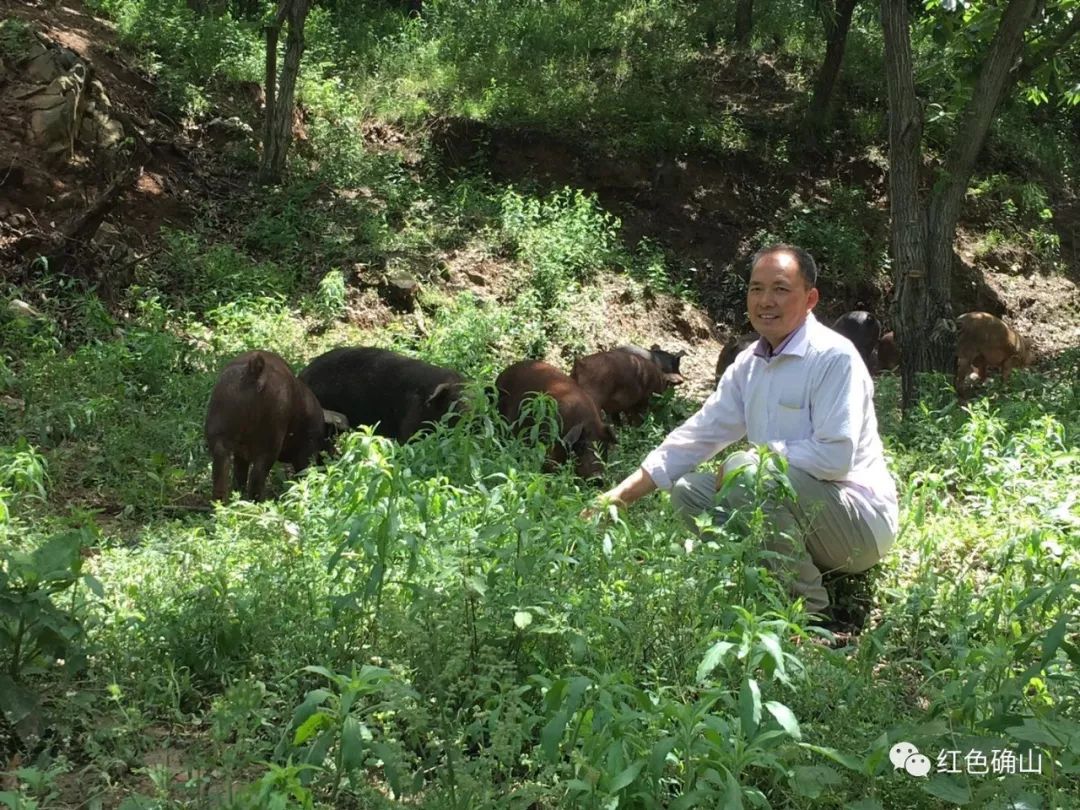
<box><xmin>669</xmin><ymin>450</ymin><xmax>883</xmax><ymax>613</ymax></box>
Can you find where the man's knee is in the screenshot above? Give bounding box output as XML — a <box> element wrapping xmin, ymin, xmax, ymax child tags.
<box><xmin>670</xmin><ymin>472</ymin><xmax>719</xmax><ymax>524</ymax></box>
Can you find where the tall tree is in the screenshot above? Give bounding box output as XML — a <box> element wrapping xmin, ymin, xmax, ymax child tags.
<box><xmin>735</xmin><ymin>0</ymin><xmax>754</xmax><ymax>47</ymax></box>
<box><xmin>880</xmin><ymin>0</ymin><xmax>1080</xmax><ymax>409</ymax></box>
<box><xmin>803</xmin><ymin>0</ymin><xmax>861</xmax><ymax>147</ymax></box>
<box><xmin>259</xmin><ymin>0</ymin><xmax>313</xmax><ymax>184</ymax></box>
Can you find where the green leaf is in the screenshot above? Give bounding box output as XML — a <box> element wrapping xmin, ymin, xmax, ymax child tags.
<box><xmin>607</xmin><ymin>760</ymin><xmax>644</xmax><ymax>793</ymax></box>
<box><xmin>791</xmin><ymin>765</ymin><xmax>842</xmax><ymax>799</ymax></box>
<box><xmin>739</xmin><ymin>678</ymin><xmax>761</xmax><ymax>737</ymax></box>
<box><xmin>649</xmin><ymin>736</ymin><xmax>678</xmax><ymax>775</ymax></box>
<box><xmin>302</xmin><ymin>665</ymin><xmax>338</xmax><ymax>682</ymax></box>
<box><xmin>723</xmin><ymin>769</ymin><xmax>743</xmax><ymax>808</ymax></box>
<box><xmin>82</xmin><ymin>574</ymin><xmax>104</xmax><ymax>598</ymax></box>
<box><xmin>1006</xmin><ymin>718</ymin><xmax>1062</xmax><ymax>746</ymax></box>
<box><xmin>564</xmin><ymin>779</ymin><xmax>593</xmax><ymax>794</ymax></box>
<box><xmin>758</xmin><ymin>633</ymin><xmax>787</xmax><ymax>683</ymax></box>
<box><xmin>799</xmin><ymin>743</ymin><xmax>867</xmax><ymax>774</ymax></box>
<box><xmin>0</xmin><ymin>674</ymin><xmax>40</xmax><ymax>729</ymax></box>
<box><xmin>30</xmin><ymin>531</ymin><xmax>84</xmax><ymax>582</ymax></box>
<box><xmin>0</xmin><ymin>792</ymin><xmax>31</xmax><ymax>810</ymax></box>
<box><xmin>1040</xmin><ymin>615</ymin><xmax>1068</xmax><ymax>666</ymax></box>
<box><xmin>697</xmin><ymin>640</ymin><xmax>734</xmax><ymax>682</ymax></box>
<box><xmin>341</xmin><ymin>716</ymin><xmax>367</xmax><ymax>773</ymax></box>
<box><xmin>372</xmin><ymin>741</ymin><xmax>403</xmax><ymax>797</ymax></box>
<box><xmin>541</xmin><ymin>710</ymin><xmax>569</xmax><ymax>762</ymax></box>
<box><xmin>765</xmin><ymin>700</ymin><xmax>801</xmax><ymax>741</ymax></box>
<box><xmin>920</xmin><ymin>775</ymin><xmax>972</xmax><ymax>804</ymax></box>
<box><xmin>293</xmin><ymin>711</ymin><xmax>330</xmax><ymax>746</ymax></box>
<box><xmin>845</xmin><ymin>801</ymin><xmax>884</xmax><ymax>810</ymax></box>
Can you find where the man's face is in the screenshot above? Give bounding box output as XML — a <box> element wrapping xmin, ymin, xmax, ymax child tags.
<box><xmin>747</xmin><ymin>250</ymin><xmax>819</xmax><ymax>348</ymax></box>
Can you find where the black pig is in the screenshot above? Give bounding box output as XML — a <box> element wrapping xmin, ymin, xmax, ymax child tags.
<box><xmin>831</xmin><ymin>311</ymin><xmax>881</xmax><ymax>370</ymax></box>
<box><xmin>299</xmin><ymin>347</ymin><xmax>466</xmax><ymax>441</ymax></box>
<box><xmin>715</xmin><ymin>332</ymin><xmax>759</xmax><ymax>386</ymax></box>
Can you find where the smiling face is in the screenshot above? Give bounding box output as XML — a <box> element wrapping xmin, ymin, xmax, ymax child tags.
<box><xmin>747</xmin><ymin>250</ymin><xmax>819</xmax><ymax>349</ymax></box>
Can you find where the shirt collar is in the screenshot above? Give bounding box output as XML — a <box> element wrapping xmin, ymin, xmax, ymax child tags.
<box><xmin>752</xmin><ymin>313</ymin><xmax>816</xmax><ymax>360</ymax></box>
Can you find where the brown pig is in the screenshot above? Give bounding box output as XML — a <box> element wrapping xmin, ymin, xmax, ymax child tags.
<box><xmin>874</xmin><ymin>331</ymin><xmax>899</xmax><ymax>373</ymax></box>
<box><xmin>496</xmin><ymin>360</ymin><xmax>616</xmax><ymax>482</ymax></box>
<box><xmin>205</xmin><ymin>351</ymin><xmax>347</xmax><ymax>503</ymax></box>
<box><xmin>955</xmin><ymin>312</ymin><xmax>1035</xmax><ymax>390</ymax></box>
<box><xmin>571</xmin><ymin>350</ymin><xmax>676</xmax><ymax>425</ymax></box>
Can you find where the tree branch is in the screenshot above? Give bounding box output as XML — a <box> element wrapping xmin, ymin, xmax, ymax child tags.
<box><xmin>1015</xmin><ymin>13</ymin><xmax>1080</xmax><ymax>85</ymax></box>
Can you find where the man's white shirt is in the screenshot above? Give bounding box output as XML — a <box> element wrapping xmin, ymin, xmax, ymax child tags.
<box><xmin>641</xmin><ymin>313</ymin><xmax>899</xmax><ymax>552</ymax></box>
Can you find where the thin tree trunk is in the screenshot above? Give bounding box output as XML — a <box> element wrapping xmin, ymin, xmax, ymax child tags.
<box><xmin>881</xmin><ymin>0</ymin><xmax>1040</xmax><ymax>409</ymax></box>
<box><xmin>734</xmin><ymin>0</ymin><xmax>753</xmax><ymax>47</ymax></box>
<box><xmin>880</xmin><ymin>0</ymin><xmax>927</xmax><ymax>410</ymax></box>
<box><xmin>259</xmin><ymin>0</ymin><xmax>311</xmax><ymax>184</ymax></box>
<box><xmin>804</xmin><ymin>0</ymin><xmax>859</xmax><ymax>147</ymax></box>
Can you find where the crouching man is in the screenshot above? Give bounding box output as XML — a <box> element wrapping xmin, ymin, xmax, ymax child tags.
<box><xmin>588</xmin><ymin>244</ymin><xmax>898</xmax><ymax>617</ymax></box>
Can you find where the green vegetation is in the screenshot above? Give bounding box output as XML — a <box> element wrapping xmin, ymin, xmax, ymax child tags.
<box><xmin>2</xmin><ymin>0</ymin><xmax>1079</xmax><ymax>806</ymax></box>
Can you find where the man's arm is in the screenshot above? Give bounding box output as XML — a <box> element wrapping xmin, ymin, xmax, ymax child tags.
<box><xmin>768</xmin><ymin>352</ymin><xmax>864</xmax><ymax>480</ymax></box>
<box><xmin>588</xmin><ymin>363</ymin><xmax>749</xmax><ymax>520</ymax></box>
<box><xmin>639</xmin><ymin>366</ymin><xmax>748</xmax><ymax>491</ymax></box>
<box><xmin>595</xmin><ymin>467</ymin><xmax>658</xmax><ymax>511</ymax></box>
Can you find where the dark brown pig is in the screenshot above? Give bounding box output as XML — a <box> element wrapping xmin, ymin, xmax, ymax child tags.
<box><xmin>299</xmin><ymin>347</ymin><xmax>466</xmax><ymax>441</ymax></box>
<box><xmin>205</xmin><ymin>351</ymin><xmax>348</xmax><ymax>503</ymax></box>
<box><xmin>874</xmin><ymin>331</ymin><xmax>899</xmax><ymax>373</ymax></box>
<box><xmin>955</xmin><ymin>312</ymin><xmax>1035</xmax><ymax>390</ymax></box>
<box><xmin>572</xmin><ymin>350</ymin><xmax>673</xmax><ymax>425</ymax></box>
<box><xmin>715</xmin><ymin>332</ymin><xmax>759</xmax><ymax>386</ymax></box>
<box><xmin>496</xmin><ymin>360</ymin><xmax>616</xmax><ymax>482</ymax></box>
<box><xmin>831</xmin><ymin>311</ymin><xmax>881</xmax><ymax>370</ymax></box>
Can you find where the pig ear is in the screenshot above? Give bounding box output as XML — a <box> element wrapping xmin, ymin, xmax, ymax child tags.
<box><xmin>650</xmin><ymin>343</ymin><xmax>661</xmax><ymax>351</ymax></box>
<box><xmin>323</xmin><ymin>409</ymin><xmax>349</xmax><ymax>433</ymax></box>
<box><xmin>675</xmin><ymin>349</ymin><xmax>688</xmax><ymax>358</ymax></box>
<box><xmin>562</xmin><ymin>422</ymin><xmax>585</xmax><ymax>448</ymax></box>
<box><xmin>426</xmin><ymin>382</ymin><xmax>454</xmax><ymax>407</ymax></box>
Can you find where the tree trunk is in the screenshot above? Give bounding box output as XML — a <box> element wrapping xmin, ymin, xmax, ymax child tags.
<box><xmin>258</xmin><ymin>0</ymin><xmax>312</xmax><ymax>185</ymax></box>
<box><xmin>734</xmin><ymin>0</ymin><xmax>753</xmax><ymax>47</ymax></box>
<box><xmin>803</xmin><ymin>0</ymin><xmax>859</xmax><ymax>147</ymax></box>
<box><xmin>881</xmin><ymin>0</ymin><xmax>1040</xmax><ymax>409</ymax></box>
<box><xmin>880</xmin><ymin>0</ymin><xmax>928</xmax><ymax>410</ymax></box>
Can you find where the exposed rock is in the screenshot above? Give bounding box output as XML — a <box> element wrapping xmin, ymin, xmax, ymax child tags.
<box><xmin>205</xmin><ymin>116</ymin><xmax>253</xmax><ymax>140</ymax></box>
<box><xmin>23</xmin><ymin>40</ymin><xmax>80</xmax><ymax>84</ymax></box>
<box><xmin>26</xmin><ymin>64</ymin><xmax>87</xmax><ymax>157</ymax></box>
<box><xmin>8</xmin><ymin>299</ymin><xmax>42</xmax><ymax>319</ymax></box>
<box><xmin>380</xmin><ymin>271</ymin><xmax>421</xmax><ymax>311</ymax></box>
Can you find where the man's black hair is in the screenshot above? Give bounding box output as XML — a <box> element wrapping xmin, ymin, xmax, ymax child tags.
<box><xmin>750</xmin><ymin>244</ymin><xmax>818</xmax><ymax>289</ymax></box>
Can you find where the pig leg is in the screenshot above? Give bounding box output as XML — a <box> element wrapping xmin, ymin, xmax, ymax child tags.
<box><xmin>955</xmin><ymin>355</ymin><xmax>974</xmax><ymax>392</ymax></box>
<box><xmin>1001</xmin><ymin>356</ymin><xmax>1018</xmax><ymax>384</ymax></box>
<box><xmin>232</xmin><ymin>456</ymin><xmax>250</xmax><ymax>497</ymax></box>
<box><xmin>245</xmin><ymin>455</ymin><xmax>273</xmax><ymax>502</ymax></box>
<box><xmin>211</xmin><ymin>449</ymin><xmax>232</xmax><ymax>503</ymax></box>
<box><xmin>972</xmin><ymin>354</ymin><xmax>988</xmax><ymax>382</ymax></box>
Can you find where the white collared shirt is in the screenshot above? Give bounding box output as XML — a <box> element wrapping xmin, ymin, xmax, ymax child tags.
<box><xmin>641</xmin><ymin>313</ymin><xmax>899</xmax><ymax>548</ymax></box>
